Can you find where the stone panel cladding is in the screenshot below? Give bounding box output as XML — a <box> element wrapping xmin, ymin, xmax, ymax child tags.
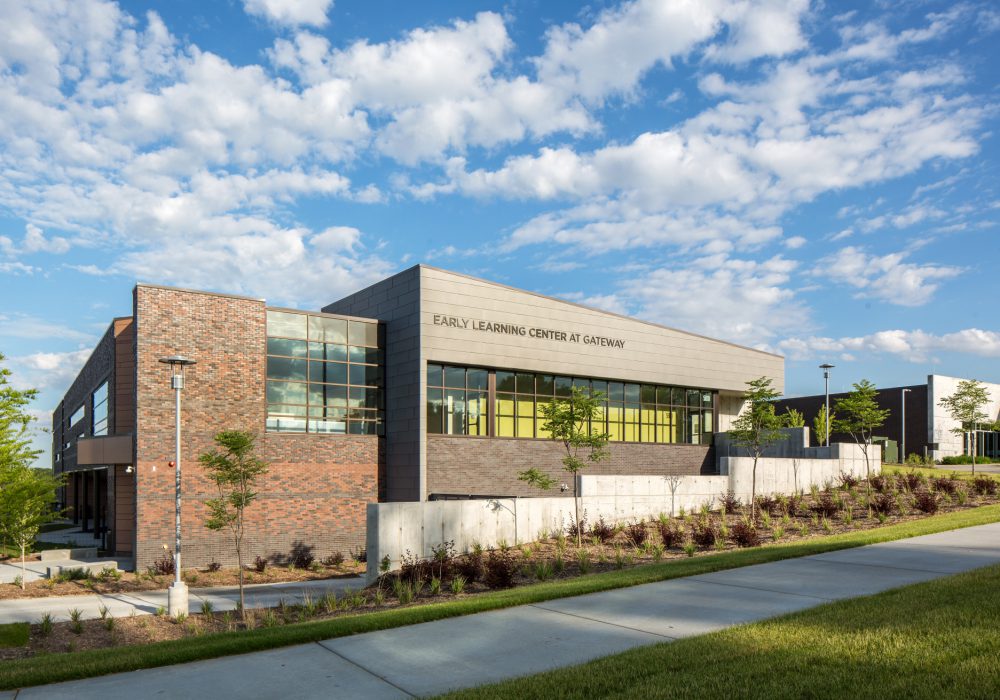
<box><xmin>426</xmin><ymin>435</ymin><xmax>714</xmax><ymax>497</ymax></box>
<box><xmin>132</xmin><ymin>285</ymin><xmax>381</xmax><ymax>570</ymax></box>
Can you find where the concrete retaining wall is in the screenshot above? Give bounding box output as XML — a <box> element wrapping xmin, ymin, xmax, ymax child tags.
<box><xmin>366</xmin><ymin>432</ymin><xmax>881</xmax><ymax>582</ymax></box>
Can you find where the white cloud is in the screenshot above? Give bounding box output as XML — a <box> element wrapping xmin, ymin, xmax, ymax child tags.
<box><xmin>0</xmin><ymin>314</ymin><xmax>95</xmax><ymax>343</ymax></box>
<box><xmin>617</xmin><ymin>255</ymin><xmax>806</xmax><ymax>346</ymax></box>
<box><xmin>243</xmin><ymin>0</ymin><xmax>333</xmax><ymax>28</ymax></box>
<box><xmin>7</xmin><ymin>349</ymin><xmax>93</xmax><ymax>392</ymax></box>
<box><xmin>778</xmin><ymin>328</ymin><xmax>1000</xmax><ymax>363</ymax></box>
<box><xmin>815</xmin><ymin>246</ymin><xmax>961</xmax><ymax>306</ymax></box>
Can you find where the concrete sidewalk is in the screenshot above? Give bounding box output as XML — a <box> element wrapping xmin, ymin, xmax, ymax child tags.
<box><xmin>0</xmin><ymin>576</ymin><xmax>365</xmax><ymax>625</ymax></box>
<box><xmin>8</xmin><ymin>522</ymin><xmax>1000</xmax><ymax>700</ymax></box>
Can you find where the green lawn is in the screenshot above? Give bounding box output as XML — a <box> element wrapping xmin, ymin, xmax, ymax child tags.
<box><xmin>0</xmin><ymin>623</ymin><xmax>29</xmax><ymax>649</ymax></box>
<box><xmin>0</xmin><ymin>539</ymin><xmax>71</xmax><ymax>559</ymax></box>
<box><xmin>2</xmin><ymin>505</ymin><xmax>998</xmax><ymax>691</ymax></box>
<box><xmin>441</xmin><ymin>564</ymin><xmax>1000</xmax><ymax>700</ymax></box>
<box><xmin>883</xmin><ymin>465</ymin><xmax>987</xmax><ymax>481</ymax></box>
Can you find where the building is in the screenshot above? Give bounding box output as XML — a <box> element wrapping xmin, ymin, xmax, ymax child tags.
<box><xmin>774</xmin><ymin>374</ymin><xmax>1000</xmax><ymax>462</ymax></box>
<box><xmin>53</xmin><ymin>265</ymin><xmax>782</xmax><ymax>570</ymax></box>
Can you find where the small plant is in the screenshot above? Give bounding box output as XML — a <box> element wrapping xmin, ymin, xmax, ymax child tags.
<box><xmin>13</xmin><ymin>575</ymin><xmax>23</xmax><ymax>588</ymax></box>
<box><xmin>760</xmin><ymin>511</ymin><xmax>772</xmax><ymax>529</ymax></box>
<box><xmin>613</xmin><ymin>546</ymin><xmax>633</xmax><ymax>569</ymax></box>
<box><xmin>450</xmin><ymin>575</ymin><xmax>467</xmax><ymax>594</ymax></box>
<box><xmin>455</xmin><ymin>552</ymin><xmax>484</xmax><ymax>583</ymax></box>
<box><xmin>729</xmin><ymin>518</ymin><xmax>761</xmax><ymax>547</ymax></box>
<box><xmin>956</xmin><ymin>488</ymin><xmax>968</xmax><ymax>506</ymax></box>
<box><xmin>154</xmin><ymin>606</ymin><xmax>166</xmax><ymax>617</ymax></box>
<box><xmin>913</xmin><ymin>490</ymin><xmax>940</xmax><ymax>514</ymax></box>
<box><xmin>57</xmin><ymin>567</ymin><xmax>91</xmax><ymax>583</ymax></box>
<box><xmin>971</xmin><ymin>475</ymin><xmax>998</xmax><ymax>496</ymax></box>
<box><xmin>533</xmin><ymin>560</ymin><xmax>554</xmax><ymax>581</ymax></box>
<box><xmin>38</xmin><ymin>613</ymin><xmax>54</xmax><ymax>637</ymax></box>
<box><xmin>222</xmin><ymin>610</ymin><xmax>234</xmax><ymax>631</ymax></box>
<box><xmin>799</xmin><ymin>524</ymin><xmax>809</xmax><ymax>537</ymax></box>
<box><xmin>324</xmin><ymin>551</ymin><xmax>347</xmax><ymax>567</ymax></box>
<box><xmin>771</xmin><ymin>526</ymin><xmax>784</xmax><ymax>541</ymax></box>
<box><xmin>719</xmin><ymin>490</ymin><xmax>742</xmax><ymax>513</ymax></box>
<box><xmin>690</xmin><ymin>518</ymin><xmax>719</xmax><ymax>549</ymax></box>
<box><xmin>320</xmin><ymin>589</ymin><xmax>337</xmax><ymax>613</ymax></box>
<box><xmin>821</xmin><ymin>517</ymin><xmax>833</xmax><ymax>533</ymax></box>
<box><xmin>553</xmin><ymin>553</ymin><xmax>566</xmax><ymax>574</ymax></box>
<box><xmin>624</xmin><ymin>520</ymin><xmax>649</xmax><ymax>547</ymax></box>
<box><xmin>871</xmin><ymin>491</ymin><xmax>896</xmax><ymax>515</ymax></box>
<box><xmin>932</xmin><ymin>475</ymin><xmax>960</xmax><ymax>495</ymax></box>
<box><xmin>103</xmin><ymin>615</ymin><xmax>116</xmax><ymax>632</ymax></box>
<box><xmin>589</xmin><ymin>517</ymin><xmax>616</xmax><ymax>543</ymax></box>
<box><xmin>207</xmin><ymin>561</ymin><xmax>222</xmax><ymax>572</ymax></box>
<box><xmin>69</xmin><ymin>608</ymin><xmax>83</xmax><ymax>634</ymax></box>
<box><xmin>98</xmin><ymin>567</ymin><xmax>122</xmax><ymax>582</ymax></box>
<box><xmin>497</xmin><ymin>538</ymin><xmax>510</xmax><ymax>553</ymax></box>
<box><xmin>174</xmin><ymin>612</ymin><xmax>188</xmax><ymax>623</ymax></box>
<box><xmin>839</xmin><ymin>471</ymin><xmax>861</xmax><ymax>489</ymax></box>
<box><xmin>843</xmin><ymin>508</ymin><xmax>854</xmax><ymax>526</ymax></box>
<box><xmin>379</xmin><ymin>554</ymin><xmax>391</xmax><ymax>573</ymax></box>
<box><xmin>200</xmin><ymin>600</ymin><xmax>215</xmax><ymax>616</ymax></box>
<box><xmin>657</xmin><ymin>520</ymin><xmax>686</xmax><ymax>548</ymax></box>
<box><xmin>260</xmin><ymin>608</ymin><xmax>279</xmax><ymax>628</ymax></box>
<box><xmin>253</xmin><ymin>556</ymin><xmax>268</xmax><ymax>573</ymax></box>
<box><xmin>755</xmin><ymin>494</ymin><xmax>780</xmax><ymax>516</ymax></box>
<box><xmin>392</xmin><ymin>578</ymin><xmax>415</xmax><ymax>604</ymax></box>
<box><xmin>483</xmin><ymin>548</ymin><xmax>518</xmax><ymax>589</ymax></box>
<box><xmin>683</xmin><ymin>542</ymin><xmax>696</xmax><ymax>558</ymax></box>
<box><xmin>812</xmin><ymin>492</ymin><xmax>841</xmax><ymax>517</ymax></box>
<box><xmin>877</xmin><ymin>512</ymin><xmax>888</xmax><ymax>524</ymax></box>
<box><xmin>576</xmin><ymin>549</ymin><xmax>592</xmax><ymax>574</ymax></box>
<box><xmin>373</xmin><ymin>588</ymin><xmax>386</xmax><ymax>606</ymax></box>
<box><xmin>429</xmin><ymin>576</ymin><xmax>442</xmax><ymax>594</ymax></box>
<box><xmin>150</xmin><ymin>552</ymin><xmax>175</xmax><ymax>576</ymax></box>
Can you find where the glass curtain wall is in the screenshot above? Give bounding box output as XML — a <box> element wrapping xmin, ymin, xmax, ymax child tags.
<box><xmin>266</xmin><ymin>310</ymin><xmax>383</xmax><ymax>434</ymax></box>
<box><xmin>427</xmin><ymin>363</ymin><xmax>715</xmax><ymax>445</ymax></box>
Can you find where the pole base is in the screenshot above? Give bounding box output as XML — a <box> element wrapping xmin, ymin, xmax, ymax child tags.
<box><xmin>168</xmin><ymin>581</ymin><xmax>189</xmax><ymax>618</ymax></box>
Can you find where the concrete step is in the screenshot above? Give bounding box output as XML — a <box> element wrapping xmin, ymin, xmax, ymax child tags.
<box><xmin>40</xmin><ymin>547</ymin><xmax>99</xmax><ymax>561</ymax></box>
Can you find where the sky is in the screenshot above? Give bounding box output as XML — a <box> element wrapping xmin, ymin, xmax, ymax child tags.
<box><xmin>0</xmin><ymin>0</ymin><xmax>998</xmax><ymax>466</ymax></box>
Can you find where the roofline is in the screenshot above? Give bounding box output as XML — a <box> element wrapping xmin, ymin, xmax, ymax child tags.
<box><xmin>134</xmin><ymin>282</ymin><xmax>265</xmax><ymax>303</ymax></box>
<box><xmin>411</xmin><ymin>264</ymin><xmax>784</xmax><ymax>360</ymax></box>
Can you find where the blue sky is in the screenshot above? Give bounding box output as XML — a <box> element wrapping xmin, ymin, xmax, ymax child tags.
<box><xmin>1</xmin><ymin>0</ymin><xmax>998</xmax><ymax>466</ymax></box>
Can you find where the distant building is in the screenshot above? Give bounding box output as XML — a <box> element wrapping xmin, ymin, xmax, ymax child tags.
<box><xmin>774</xmin><ymin>375</ymin><xmax>1000</xmax><ymax>462</ymax></box>
<box><xmin>52</xmin><ymin>265</ymin><xmax>783</xmax><ymax>570</ymax></box>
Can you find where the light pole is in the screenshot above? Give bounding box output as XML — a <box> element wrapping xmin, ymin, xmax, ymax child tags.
<box><xmin>820</xmin><ymin>363</ymin><xmax>835</xmax><ymax>447</ymax></box>
<box><xmin>901</xmin><ymin>388</ymin><xmax>911</xmax><ymax>463</ymax></box>
<box><xmin>159</xmin><ymin>355</ymin><xmax>196</xmax><ymax>618</ymax></box>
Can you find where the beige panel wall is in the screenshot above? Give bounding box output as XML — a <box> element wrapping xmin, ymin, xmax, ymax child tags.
<box><xmin>419</xmin><ymin>267</ymin><xmax>784</xmax><ymax>393</ymax></box>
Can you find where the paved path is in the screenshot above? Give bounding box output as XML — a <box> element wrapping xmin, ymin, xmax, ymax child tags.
<box><xmin>7</xmin><ymin>522</ymin><xmax>1000</xmax><ymax>699</ymax></box>
<box><xmin>0</xmin><ymin>577</ymin><xmax>365</xmax><ymax>625</ymax></box>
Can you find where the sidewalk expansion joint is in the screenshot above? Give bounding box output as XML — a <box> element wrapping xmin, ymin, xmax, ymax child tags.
<box><xmin>685</xmin><ymin>577</ymin><xmax>833</xmax><ymax>601</ymax></box>
<box><xmin>528</xmin><ymin>604</ymin><xmax>678</xmax><ymax>640</ymax></box>
<box><xmin>806</xmin><ymin>556</ymin><xmax>979</xmax><ymax>576</ymax></box>
<box><xmin>314</xmin><ymin>641</ymin><xmax>417</xmax><ymax>698</ymax></box>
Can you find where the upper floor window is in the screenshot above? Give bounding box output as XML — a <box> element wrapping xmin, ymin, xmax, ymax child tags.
<box><xmin>92</xmin><ymin>381</ymin><xmax>109</xmax><ymax>436</ymax></box>
<box><xmin>69</xmin><ymin>405</ymin><xmax>85</xmax><ymax>428</ymax></box>
<box><xmin>265</xmin><ymin>310</ymin><xmax>383</xmax><ymax>435</ymax></box>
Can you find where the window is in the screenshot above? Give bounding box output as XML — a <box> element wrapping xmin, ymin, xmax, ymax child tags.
<box><xmin>266</xmin><ymin>311</ymin><xmax>382</xmax><ymax>434</ymax></box>
<box><xmin>92</xmin><ymin>381</ymin><xmax>109</xmax><ymax>436</ymax></box>
<box><xmin>69</xmin><ymin>405</ymin><xmax>85</xmax><ymax>428</ymax></box>
<box><xmin>426</xmin><ymin>363</ymin><xmax>716</xmax><ymax>444</ymax></box>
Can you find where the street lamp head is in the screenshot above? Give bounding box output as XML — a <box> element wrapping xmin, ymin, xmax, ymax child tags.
<box><xmin>902</xmin><ymin>388</ymin><xmax>912</xmax><ymax>393</ymax></box>
<box><xmin>159</xmin><ymin>356</ymin><xmax>196</xmax><ymax>367</ymax></box>
<box><xmin>819</xmin><ymin>363</ymin><xmax>835</xmax><ymax>370</ymax></box>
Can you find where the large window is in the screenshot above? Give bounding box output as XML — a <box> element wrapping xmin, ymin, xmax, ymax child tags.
<box><xmin>69</xmin><ymin>405</ymin><xmax>85</xmax><ymax>428</ymax></box>
<box><xmin>266</xmin><ymin>310</ymin><xmax>383</xmax><ymax>435</ymax></box>
<box><xmin>427</xmin><ymin>364</ymin><xmax>715</xmax><ymax>445</ymax></box>
<box><xmin>92</xmin><ymin>381</ymin><xmax>109</xmax><ymax>436</ymax></box>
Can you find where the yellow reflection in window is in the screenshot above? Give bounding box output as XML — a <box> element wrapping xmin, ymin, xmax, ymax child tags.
<box><xmin>517</xmin><ymin>396</ymin><xmax>535</xmax><ymax>438</ymax></box>
<box><xmin>496</xmin><ymin>394</ymin><xmax>515</xmax><ymax>437</ymax></box>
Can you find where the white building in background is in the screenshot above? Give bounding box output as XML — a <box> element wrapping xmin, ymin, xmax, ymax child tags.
<box><xmin>928</xmin><ymin>374</ymin><xmax>1000</xmax><ymax>461</ymax></box>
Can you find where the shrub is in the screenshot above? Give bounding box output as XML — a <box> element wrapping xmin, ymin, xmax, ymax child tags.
<box><xmin>455</xmin><ymin>552</ymin><xmax>484</xmax><ymax>583</ymax></box>
<box><xmin>399</xmin><ymin>550</ymin><xmax>433</xmax><ymax>584</ymax></box>
<box><xmin>322</xmin><ymin>551</ymin><xmax>345</xmax><ymax>567</ymax></box>
<box><xmin>624</xmin><ymin>521</ymin><xmax>649</xmax><ymax>547</ymax></box>
<box><xmin>450</xmin><ymin>576</ymin><xmax>466</xmax><ymax>594</ymax></box>
<box><xmin>811</xmin><ymin>492</ymin><xmax>841</xmax><ymax>518</ymax></box>
<box><xmin>589</xmin><ymin>517</ymin><xmax>616</xmax><ymax>543</ymax></box>
<box><xmin>288</xmin><ymin>542</ymin><xmax>315</xmax><ymax>569</ymax></box>
<box><xmin>898</xmin><ymin>471</ymin><xmax>926</xmax><ymax>492</ymax></box>
<box><xmin>755</xmin><ymin>494</ymin><xmax>781</xmax><ymax>516</ymax></box>
<box><xmin>430</xmin><ymin>540</ymin><xmax>456</xmax><ymax>580</ymax></box>
<box><xmin>690</xmin><ymin>518</ymin><xmax>719</xmax><ymax>549</ymax></box>
<box><xmin>483</xmin><ymin>548</ymin><xmax>518</xmax><ymax>589</ymax></box>
<box><xmin>839</xmin><ymin>472</ymin><xmax>861</xmax><ymax>489</ymax></box>
<box><xmin>941</xmin><ymin>454</ymin><xmax>974</xmax><ymax>465</ymax></box>
<box><xmin>931</xmin><ymin>475</ymin><xmax>959</xmax><ymax>495</ymax></box>
<box><xmin>868</xmin><ymin>474</ymin><xmax>890</xmax><ymax>493</ymax></box>
<box><xmin>870</xmin><ymin>491</ymin><xmax>896</xmax><ymax>515</ymax></box>
<box><xmin>913</xmin><ymin>490</ymin><xmax>940</xmax><ymax>514</ymax></box>
<box><xmin>657</xmin><ymin>520</ymin><xmax>686</xmax><ymax>548</ymax></box>
<box><xmin>207</xmin><ymin>561</ymin><xmax>222</xmax><ymax>573</ymax></box>
<box><xmin>729</xmin><ymin>518</ymin><xmax>761</xmax><ymax>548</ymax></box>
<box><xmin>566</xmin><ymin>515</ymin><xmax>588</xmax><ymax>539</ymax></box>
<box><xmin>576</xmin><ymin>549</ymin><xmax>591</xmax><ymax>574</ymax></box>
<box><xmin>253</xmin><ymin>556</ymin><xmax>268</xmax><ymax>573</ymax></box>
<box><xmin>971</xmin><ymin>475</ymin><xmax>998</xmax><ymax>496</ymax></box>
<box><xmin>783</xmin><ymin>494</ymin><xmax>803</xmax><ymax>518</ymax></box>
<box><xmin>149</xmin><ymin>553</ymin><xmax>175</xmax><ymax>577</ymax></box>
<box><xmin>392</xmin><ymin>578</ymin><xmax>414</xmax><ymax>604</ymax></box>
<box><xmin>38</xmin><ymin>613</ymin><xmax>54</xmax><ymax>637</ymax></box>
<box><xmin>718</xmin><ymin>490</ymin><xmax>742</xmax><ymax>513</ymax></box>
<box><xmin>905</xmin><ymin>453</ymin><xmax>929</xmax><ymax>466</ymax></box>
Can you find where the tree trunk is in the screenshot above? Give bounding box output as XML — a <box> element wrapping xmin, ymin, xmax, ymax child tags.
<box><xmin>751</xmin><ymin>456</ymin><xmax>758</xmax><ymax>523</ymax></box>
<box><xmin>236</xmin><ymin>536</ymin><xmax>245</xmax><ymax>621</ymax></box>
<box><xmin>971</xmin><ymin>431</ymin><xmax>976</xmax><ymax>476</ymax></box>
<box><xmin>20</xmin><ymin>543</ymin><xmax>26</xmax><ymax>590</ymax></box>
<box><xmin>574</xmin><ymin>481</ymin><xmax>581</xmax><ymax>549</ymax></box>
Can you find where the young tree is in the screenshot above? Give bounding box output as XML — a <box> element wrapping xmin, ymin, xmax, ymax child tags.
<box><xmin>518</xmin><ymin>386</ymin><xmax>609</xmax><ymax>547</ymax></box>
<box><xmin>939</xmin><ymin>379</ymin><xmax>991</xmax><ymax>475</ymax></box>
<box><xmin>729</xmin><ymin>377</ymin><xmax>785</xmax><ymax>522</ymax></box>
<box><xmin>199</xmin><ymin>430</ymin><xmax>269</xmax><ymax>618</ymax></box>
<box><xmin>0</xmin><ymin>352</ymin><xmax>40</xmax><ymax>474</ymax></box>
<box><xmin>0</xmin><ymin>465</ymin><xmax>63</xmax><ymax>589</ymax></box>
<box><xmin>781</xmin><ymin>407</ymin><xmax>805</xmax><ymax>428</ymax></box>
<box><xmin>813</xmin><ymin>408</ymin><xmax>835</xmax><ymax>447</ymax></box>
<box><xmin>834</xmin><ymin>380</ymin><xmax>890</xmax><ymax>498</ymax></box>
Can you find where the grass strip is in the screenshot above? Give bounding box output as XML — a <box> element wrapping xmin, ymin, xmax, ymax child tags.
<box><xmin>441</xmin><ymin>563</ymin><xmax>1000</xmax><ymax>699</ymax></box>
<box><xmin>0</xmin><ymin>623</ymin><xmax>29</xmax><ymax>648</ymax></box>
<box><xmin>2</xmin><ymin>504</ymin><xmax>999</xmax><ymax>690</ymax></box>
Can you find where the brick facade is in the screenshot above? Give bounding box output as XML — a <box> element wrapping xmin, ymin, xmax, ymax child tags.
<box><xmin>132</xmin><ymin>285</ymin><xmax>380</xmax><ymax>570</ymax></box>
<box><xmin>426</xmin><ymin>435</ymin><xmax>714</xmax><ymax>497</ymax></box>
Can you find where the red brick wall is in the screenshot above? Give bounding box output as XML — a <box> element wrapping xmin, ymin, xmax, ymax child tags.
<box><xmin>133</xmin><ymin>285</ymin><xmax>380</xmax><ymax>570</ymax></box>
<box><xmin>426</xmin><ymin>435</ymin><xmax>714</xmax><ymax>497</ymax></box>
